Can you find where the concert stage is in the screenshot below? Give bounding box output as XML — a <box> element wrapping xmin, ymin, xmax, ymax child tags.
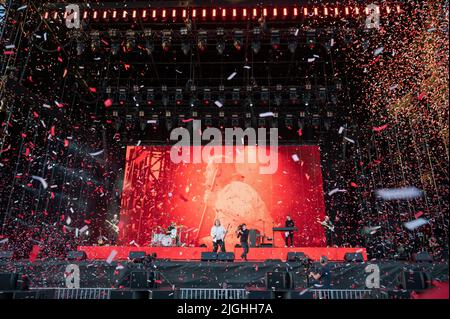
<box><xmin>78</xmin><ymin>246</ymin><xmax>367</xmax><ymax>262</ymax></box>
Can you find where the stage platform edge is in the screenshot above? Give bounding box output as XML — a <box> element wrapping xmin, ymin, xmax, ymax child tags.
<box><xmin>78</xmin><ymin>246</ymin><xmax>367</xmax><ymax>262</ymax></box>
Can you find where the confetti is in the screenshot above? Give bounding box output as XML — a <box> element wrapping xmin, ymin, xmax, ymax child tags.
<box><xmin>31</xmin><ymin>176</ymin><xmax>48</xmax><ymax>190</ymax></box>
<box><xmin>404</xmin><ymin>218</ymin><xmax>428</xmax><ymax>231</ymax></box>
<box><xmin>227</xmin><ymin>72</ymin><xmax>237</xmax><ymax>80</ymax></box>
<box><xmin>376</xmin><ymin>187</ymin><xmax>423</xmax><ymax>200</ymax></box>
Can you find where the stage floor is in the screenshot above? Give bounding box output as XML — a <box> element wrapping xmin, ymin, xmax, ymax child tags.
<box><xmin>78</xmin><ymin>246</ymin><xmax>367</xmax><ymax>262</ymax></box>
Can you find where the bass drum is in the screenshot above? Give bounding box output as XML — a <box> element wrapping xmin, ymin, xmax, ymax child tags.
<box><xmin>161</xmin><ymin>235</ymin><xmax>173</xmax><ymax>247</ymax></box>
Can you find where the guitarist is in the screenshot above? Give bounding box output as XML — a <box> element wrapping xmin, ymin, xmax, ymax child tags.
<box><xmin>210</xmin><ymin>219</ymin><xmax>228</xmax><ymax>252</ymax></box>
<box><xmin>317</xmin><ymin>216</ymin><xmax>335</xmax><ymax>247</ymax></box>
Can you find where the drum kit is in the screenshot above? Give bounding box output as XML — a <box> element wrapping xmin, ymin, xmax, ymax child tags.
<box><xmin>150</xmin><ymin>225</ymin><xmax>196</xmax><ymax>247</ymax></box>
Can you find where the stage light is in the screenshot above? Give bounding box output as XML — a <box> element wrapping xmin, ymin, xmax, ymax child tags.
<box><xmin>303</xmin><ymin>7</ymin><xmax>308</xmax><ymax>16</ymax></box>
<box><xmin>270</xmin><ymin>29</ymin><xmax>280</xmax><ymax>50</ymax></box>
<box><xmin>162</xmin><ymin>85</ymin><xmax>169</xmax><ymax>106</ymax></box>
<box><xmin>386</xmin><ymin>6</ymin><xmax>391</xmax><ymax>14</ymax></box>
<box><xmin>274</xmin><ymin>84</ymin><xmax>282</xmax><ymax>106</ymax></box>
<box><xmin>289</xmin><ymin>87</ymin><xmax>298</xmax><ymax>102</ymax></box>
<box><xmin>175</xmin><ymin>88</ymin><xmax>183</xmax><ymax>105</ymax></box>
<box><xmin>152</xmin><ymin>9</ymin><xmax>157</xmax><ymax>19</ymax></box>
<box><xmin>212</xmin><ymin>9</ymin><xmax>217</xmax><ymax>18</ymax></box>
<box><xmin>233</xmin><ymin>30</ymin><xmax>243</xmax><ymax>51</ymax></box>
<box><xmin>242</xmin><ymin>8</ymin><xmax>247</xmax><ymax>18</ymax></box>
<box><xmin>314</xmin><ymin>7</ymin><xmax>318</xmax><ymax>16</ymax></box>
<box><xmin>283</xmin><ymin>8</ymin><xmax>288</xmax><ymax>17</ymax></box>
<box><xmin>273</xmin><ymin>8</ymin><xmax>278</xmax><ymax>17</ymax></box>
<box><xmin>197</xmin><ymin>29</ymin><xmax>207</xmax><ymax>52</ymax></box>
<box><xmin>180</xmin><ymin>27</ymin><xmax>191</xmax><ymax>55</ymax></box>
<box><xmin>288</xmin><ymin>28</ymin><xmax>298</xmax><ymax>54</ymax></box>
<box><xmin>162</xmin><ymin>30</ymin><xmax>172</xmax><ymax>52</ymax></box>
<box><xmin>260</xmin><ymin>87</ymin><xmax>269</xmax><ymax>101</ymax></box>
<box><xmin>102</xmin><ymin>10</ymin><xmax>108</xmax><ymax>20</ymax></box>
<box><xmin>182</xmin><ymin>9</ymin><xmax>187</xmax><ymax>18</ymax></box>
<box><xmin>162</xmin><ymin>9</ymin><xmax>167</xmax><ymax>19</ymax></box>
<box><xmin>222</xmin><ymin>8</ymin><xmax>226</xmax><ymax>18</ymax></box>
<box><xmin>192</xmin><ymin>9</ymin><xmax>197</xmax><ymax>18</ymax></box>
<box><xmin>142</xmin><ymin>10</ymin><xmax>147</xmax><ymax>19</ymax></box>
<box><xmin>93</xmin><ymin>10</ymin><xmax>98</xmax><ymax>20</ymax></box>
<box><xmin>306</xmin><ymin>30</ymin><xmax>316</xmax><ymax>49</ymax></box>
<box><xmin>172</xmin><ymin>9</ymin><xmax>177</xmax><ymax>19</ymax></box>
<box><xmin>216</xmin><ymin>28</ymin><xmax>225</xmax><ymax>55</ymax></box>
<box><xmin>324</xmin><ymin>7</ymin><xmax>329</xmax><ymax>15</ymax></box>
<box><xmin>132</xmin><ymin>10</ymin><xmax>137</xmax><ymax>19</ymax></box>
<box><xmin>263</xmin><ymin>8</ymin><xmax>268</xmax><ymax>17</ymax></box>
<box><xmin>143</xmin><ymin>29</ymin><xmax>154</xmax><ymax>54</ymax></box>
<box><xmin>285</xmin><ymin>116</ymin><xmax>293</xmax><ymax>129</ymax></box>
<box><xmin>122</xmin><ymin>10</ymin><xmax>127</xmax><ymax>20</ymax></box>
<box><xmin>125</xmin><ymin>30</ymin><xmax>135</xmax><ymax>51</ymax></box>
<box><xmin>232</xmin><ymin>88</ymin><xmax>240</xmax><ymax>104</ymax></box>
<box><xmin>118</xmin><ymin>87</ymin><xmax>127</xmax><ymax>105</ymax></box>
<box><xmin>253</xmin><ymin>8</ymin><xmax>258</xmax><ymax>18</ymax></box>
<box><xmin>90</xmin><ymin>31</ymin><xmax>100</xmax><ymax>52</ymax></box>
<box><xmin>203</xmin><ymin>88</ymin><xmax>211</xmax><ymax>104</ymax></box>
<box><xmin>76</xmin><ymin>40</ymin><xmax>85</xmax><ymax>56</ymax></box>
<box><xmin>251</xmin><ymin>27</ymin><xmax>261</xmax><ymax>54</ymax></box>
<box><xmin>146</xmin><ymin>88</ymin><xmax>154</xmax><ymax>105</ymax></box>
<box><xmin>108</xmin><ymin>29</ymin><xmax>119</xmax><ymax>55</ymax></box>
<box><xmin>345</xmin><ymin>7</ymin><xmax>350</xmax><ymax>15</ymax></box>
<box><xmin>232</xmin><ymin>8</ymin><xmax>237</xmax><ymax>18</ymax></box>
<box><xmin>205</xmin><ymin>115</ymin><xmax>213</xmax><ymax>126</ymax></box>
<box><xmin>293</xmin><ymin>7</ymin><xmax>298</xmax><ymax>17</ymax></box>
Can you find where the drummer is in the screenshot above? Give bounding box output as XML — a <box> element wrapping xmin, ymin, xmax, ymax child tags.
<box><xmin>167</xmin><ymin>222</ymin><xmax>179</xmax><ymax>246</ymax></box>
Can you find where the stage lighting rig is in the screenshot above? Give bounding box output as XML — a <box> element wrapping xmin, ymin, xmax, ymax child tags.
<box><xmin>143</xmin><ymin>29</ymin><xmax>154</xmax><ymax>54</ymax></box>
<box><xmin>90</xmin><ymin>30</ymin><xmax>101</xmax><ymax>52</ymax></box>
<box><xmin>125</xmin><ymin>30</ymin><xmax>136</xmax><ymax>51</ymax></box>
<box><xmin>180</xmin><ymin>27</ymin><xmax>191</xmax><ymax>55</ymax></box>
<box><xmin>108</xmin><ymin>29</ymin><xmax>120</xmax><ymax>55</ymax></box>
<box><xmin>288</xmin><ymin>27</ymin><xmax>299</xmax><ymax>54</ymax></box>
<box><xmin>270</xmin><ymin>29</ymin><xmax>280</xmax><ymax>50</ymax></box>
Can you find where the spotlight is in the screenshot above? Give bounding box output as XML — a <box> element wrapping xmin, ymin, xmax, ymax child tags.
<box><xmin>175</xmin><ymin>88</ymin><xmax>183</xmax><ymax>105</ymax></box>
<box><xmin>125</xmin><ymin>30</ymin><xmax>135</xmax><ymax>51</ymax></box>
<box><xmin>118</xmin><ymin>87</ymin><xmax>127</xmax><ymax>105</ymax></box>
<box><xmin>143</xmin><ymin>29</ymin><xmax>154</xmax><ymax>54</ymax></box>
<box><xmin>251</xmin><ymin>27</ymin><xmax>261</xmax><ymax>54</ymax></box>
<box><xmin>261</xmin><ymin>87</ymin><xmax>269</xmax><ymax>104</ymax></box>
<box><xmin>216</xmin><ymin>28</ymin><xmax>225</xmax><ymax>55</ymax></box>
<box><xmin>180</xmin><ymin>27</ymin><xmax>191</xmax><ymax>55</ymax></box>
<box><xmin>270</xmin><ymin>29</ymin><xmax>280</xmax><ymax>50</ymax></box>
<box><xmin>197</xmin><ymin>29</ymin><xmax>207</xmax><ymax>52</ymax></box>
<box><xmin>146</xmin><ymin>88</ymin><xmax>154</xmax><ymax>105</ymax></box>
<box><xmin>162</xmin><ymin>30</ymin><xmax>172</xmax><ymax>52</ymax></box>
<box><xmin>90</xmin><ymin>31</ymin><xmax>101</xmax><ymax>52</ymax></box>
<box><xmin>288</xmin><ymin>28</ymin><xmax>298</xmax><ymax>54</ymax></box>
<box><xmin>232</xmin><ymin>88</ymin><xmax>240</xmax><ymax>104</ymax></box>
<box><xmin>275</xmin><ymin>84</ymin><xmax>282</xmax><ymax>106</ymax></box>
<box><xmin>233</xmin><ymin>30</ymin><xmax>243</xmax><ymax>51</ymax></box>
<box><xmin>289</xmin><ymin>87</ymin><xmax>298</xmax><ymax>103</ymax></box>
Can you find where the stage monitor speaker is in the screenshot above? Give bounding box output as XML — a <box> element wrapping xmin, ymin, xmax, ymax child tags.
<box><xmin>287</xmin><ymin>252</ymin><xmax>307</xmax><ymax>262</ymax></box>
<box><xmin>67</xmin><ymin>251</ymin><xmax>87</xmax><ymax>261</ymax></box>
<box><xmin>218</xmin><ymin>252</ymin><xmax>234</xmax><ymax>262</ymax></box>
<box><xmin>399</xmin><ymin>271</ymin><xmax>430</xmax><ymax>290</ymax></box>
<box><xmin>246</xmin><ymin>291</ymin><xmax>274</xmax><ymax>299</ymax></box>
<box><xmin>0</xmin><ymin>273</ymin><xmax>18</xmax><ymax>290</ymax></box>
<box><xmin>128</xmin><ymin>251</ymin><xmax>146</xmax><ymax>260</ymax></box>
<box><xmin>110</xmin><ymin>290</ymin><xmax>149</xmax><ymax>299</ymax></box>
<box><xmin>414</xmin><ymin>251</ymin><xmax>433</xmax><ymax>263</ymax></box>
<box><xmin>249</xmin><ymin>229</ymin><xmax>261</xmax><ymax>247</ymax></box>
<box><xmin>266</xmin><ymin>271</ymin><xmax>293</xmax><ymax>290</ymax></box>
<box><xmin>265</xmin><ymin>259</ymin><xmax>282</xmax><ymax>263</ymax></box>
<box><xmin>201</xmin><ymin>252</ymin><xmax>218</xmax><ymax>261</ymax></box>
<box><xmin>150</xmin><ymin>290</ymin><xmax>176</xmax><ymax>299</ymax></box>
<box><xmin>0</xmin><ymin>251</ymin><xmax>14</xmax><ymax>261</ymax></box>
<box><xmin>344</xmin><ymin>252</ymin><xmax>364</xmax><ymax>262</ymax></box>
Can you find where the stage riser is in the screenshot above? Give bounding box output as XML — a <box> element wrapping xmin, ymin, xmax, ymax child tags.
<box><xmin>0</xmin><ymin>261</ymin><xmax>447</xmax><ymax>290</ymax></box>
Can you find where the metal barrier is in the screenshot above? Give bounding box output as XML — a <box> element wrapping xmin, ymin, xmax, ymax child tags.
<box><xmin>180</xmin><ymin>288</ymin><xmax>246</xmax><ymax>299</ymax></box>
<box><xmin>54</xmin><ymin>288</ymin><xmax>112</xmax><ymax>299</ymax></box>
<box><xmin>311</xmin><ymin>289</ymin><xmax>384</xmax><ymax>299</ymax></box>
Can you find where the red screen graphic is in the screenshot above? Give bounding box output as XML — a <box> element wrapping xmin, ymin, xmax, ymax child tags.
<box><xmin>118</xmin><ymin>145</ymin><xmax>326</xmax><ymax>248</ymax></box>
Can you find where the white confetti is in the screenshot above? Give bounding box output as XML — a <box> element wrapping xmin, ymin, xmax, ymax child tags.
<box><xmin>259</xmin><ymin>112</ymin><xmax>275</xmax><ymax>118</ymax></box>
<box><xmin>404</xmin><ymin>218</ymin><xmax>428</xmax><ymax>231</ymax></box>
<box><xmin>328</xmin><ymin>188</ymin><xmax>347</xmax><ymax>196</ymax></box>
<box><xmin>243</xmin><ymin>65</ymin><xmax>251</xmax><ymax>69</ymax></box>
<box><xmin>214</xmin><ymin>100</ymin><xmax>223</xmax><ymax>108</ymax></box>
<box><xmin>89</xmin><ymin>149</ymin><xmax>104</xmax><ymax>156</ymax></box>
<box><xmin>374</xmin><ymin>47</ymin><xmax>384</xmax><ymax>56</ymax></box>
<box><xmin>376</xmin><ymin>187</ymin><xmax>423</xmax><ymax>200</ymax></box>
<box><xmin>31</xmin><ymin>176</ymin><xmax>48</xmax><ymax>190</ymax></box>
<box><xmin>79</xmin><ymin>225</ymin><xmax>89</xmax><ymax>234</ymax></box>
<box><xmin>17</xmin><ymin>5</ymin><xmax>27</xmax><ymax>11</ymax></box>
<box><xmin>227</xmin><ymin>72</ymin><xmax>237</xmax><ymax>80</ymax></box>
<box><xmin>308</xmin><ymin>58</ymin><xmax>315</xmax><ymax>62</ymax></box>
<box><xmin>106</xmin><ymin>250</ymin><xmax>118</xmax><ymax>264</ymax></box>
<box><xmin>338</xmin><ymin>126</ymin><xmax>345</xmax><ymax>134</ymax></box>
<box><xmin>291</xmin><ymin>154</ymin><xmax>300</xmax><ymax>162</ymax></box>
<box><xmin>344</xmin><ymin>137</ymin><xmax>355</xmax><ymax>144</ymax></box>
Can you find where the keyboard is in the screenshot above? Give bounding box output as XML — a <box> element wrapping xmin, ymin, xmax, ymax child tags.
<box><xmin>272</xmin><ymin>227</ymin><xmax>298</xmax><ymax>232</ymax></box>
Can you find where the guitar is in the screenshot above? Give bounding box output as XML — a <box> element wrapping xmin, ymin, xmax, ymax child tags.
<box><xmin>317</xmin><ymin>218</ymin><xmax>335</xmax><ymax>232</ymax></box>
<box><xmin>106</xmin><ymin>220</ymin><xmax>119</xmax><ymax>233</ymax></box>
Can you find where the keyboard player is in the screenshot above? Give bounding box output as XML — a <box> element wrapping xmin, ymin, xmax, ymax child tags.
<box><xmin>285</xmin><ymin>215</ymin><xmax>295</xmax><ymax>247</ymax></box>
